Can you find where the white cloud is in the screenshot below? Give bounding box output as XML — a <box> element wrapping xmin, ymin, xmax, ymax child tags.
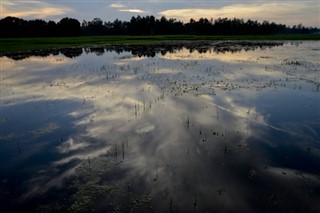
<box><xmin>110</xmin><ymin>3</ymin><xmax>126</xmax><ymax>8</ymax></box>
<box><xmin>119</xmin><ymin>9</ymin><xmax>146</xmax><ymax>13</ymax></box>
<box><xmin>110</xmin><ymin>2</ymin><xmax>146</xmax><ymax>14</ymax></box>
<box><xmin>158</xmin><ymin>3</ymin><xmax>319</xmax><ymax>26</ymax></box>
<box><xmin>1</xmin><ymin>0</ymin><xmax>72</xmax><ymax>19</ymax></box>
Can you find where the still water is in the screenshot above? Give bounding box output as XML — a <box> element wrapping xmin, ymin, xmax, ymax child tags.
<box><xmin>0</xmin><ymin>41</ymin><xmax>319</xmax><ymax>212</ymax></box>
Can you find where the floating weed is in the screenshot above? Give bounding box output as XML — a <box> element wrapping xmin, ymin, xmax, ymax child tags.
<box><xmin>217</xmin><ymin>187</ymin><xmax>225</xmax><ymax>196</ymax></box>
<box><xmin>69</xmin><ymin>195</ymin><xmax>95</xmax><ymax>213</ymax></box>
<box><xmin>3</xmin><ymin>99</ymin><xmax>15</xmax><ymax>105</ymax></box>
<box><xmin>186</xmin><ymin>116</ymin><xmax>190</xmax><ymax>128</ymax></box>
<box><xmin>224</xmin><ymin>146</ymin><xmax>232</xmax><ymax>156</ymax></box>
<box><xmin>283</xmin><ymin>59</ymin><xmax>305</xmax><ymax>66</ymax></box>
<box><xmin>130</xmin><ymin>194</ymin><xmax>153</xmax><ymax>212</ymax></box>
<box><xmin>134</xmin><ymin>103</ymin><xmax>137</xmax><ymax>117</ymax></box>
<box><xmin>69</xmin><ymin>181</ymin><xmax>115</xmax><ymax>213</ymax></box>
<box><xmin>216</xmin><ymin>106</ymin><xmax>219</xmax><ymax>120</ymax></box>
<box><xmin>193</xmin><ymin>193</ymin><xmax>197</xmax><ymax>212</ymax></box>
<box><xmin>122</xmin><ymin>143</ymin><xmax>125</xmax><ymax>159</ymax></box>
<box><xmin>70</xmin><ymin>158</ymin><xmax>119</xmax><ymax>213</ymax></box>
<box><xmin>113</xmin><ymin>144</ymin><xmax>118</xmax><ymax>159</ymax></box>
<box><xmin>212</xmin><ymin>130</ymin><xmax>224</xmax><ymax>137</ymax></box>
<box><xmin>204</xmin><ymin>133</ymin><xmax>208</xmax><ymax>142</ymax></box>
<box><xmin>170</xmin><ymin>197</ymin><xmax>174</xmax><ymax>213</ymax></box>
<box><xmin>87</xmin><ymin>157</ymin><xmax>91</xmax><ymax>167</ymax></box>
<box><xmin>153</xmin><ymin>169</ymin><xmax>159</xmax><ymax>182</ymax></box>
<box><xmin>248</xmin><ymin>170</ymin><xmax>257</xmax><ymax>179</ymax></box>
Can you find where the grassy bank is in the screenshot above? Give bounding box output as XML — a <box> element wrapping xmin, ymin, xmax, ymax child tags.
<box><xmin>1</xmin><ymin>34</ymin><xmax>319</xmax><ymax>53</ymax></box>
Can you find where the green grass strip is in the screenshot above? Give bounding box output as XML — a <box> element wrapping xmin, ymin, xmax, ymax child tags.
<box><xmin>1</xmin><ymin>34</ymin><xmax>319</xmax><ymax>53</ymax></box>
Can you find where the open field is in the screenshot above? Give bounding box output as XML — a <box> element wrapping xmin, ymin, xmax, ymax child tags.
<box><xmin>1</xmin><ymin>34</ymin><xmax>320</xmax><ymax>53</ymax></box>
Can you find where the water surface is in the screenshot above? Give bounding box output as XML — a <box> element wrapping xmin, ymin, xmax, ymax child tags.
<box><xmin>1</xmin><ymin>41</ymin><xmax>319</xmax><ymax>212</ymax></box>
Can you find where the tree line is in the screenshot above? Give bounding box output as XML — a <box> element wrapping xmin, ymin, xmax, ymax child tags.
<box><xmin>0</xmin><ymin>16</ymin><xmax>318</xmax><ymax>37</ymax></box>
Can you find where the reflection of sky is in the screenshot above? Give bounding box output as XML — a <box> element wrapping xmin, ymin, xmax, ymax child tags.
<box><xmin>0</xmin><ymin>42</ymin><xmax>320</xmax><ymax>212</ymax></box>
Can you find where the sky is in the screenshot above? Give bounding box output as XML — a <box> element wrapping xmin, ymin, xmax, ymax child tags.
<box><xmin>1</xmin><ymin>0</ymin><xmax>319</xmax><ymax>27</ymax></box>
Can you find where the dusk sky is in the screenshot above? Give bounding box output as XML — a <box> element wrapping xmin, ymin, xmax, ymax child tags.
<box><xmin>1</xmin><ymin>1</ymin><xmax>319</xmax><ymax>27</ymax></box>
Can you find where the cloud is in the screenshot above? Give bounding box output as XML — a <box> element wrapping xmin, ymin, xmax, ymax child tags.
<box><xmin>1</xmin><ymin>0</ymin><xmax>72</xmax><ymax>19</ymax></box>
<box><xmin>110</xmin><ymin>3</ymin><xmax>126</xmax><ymax>8</ymax></box>
<box><xmin>110</xmin><ymin>2</ymin><xmax>146</xmax><ymax>14</ymax></box>
<box><xmin>158</xmin><ymin>3</ymin><xmax>319</xmax><ymax>26</ymax></box>
<box><xmin>119</xmin><ymin>9</ymin><xmax>146</xmax><ymax>13</ymax></box>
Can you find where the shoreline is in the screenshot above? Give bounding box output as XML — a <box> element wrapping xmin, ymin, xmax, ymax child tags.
<box><xmin>1</xmin><ymin>40</ymin><xmax>287</xmax><ymax>60</ymax></box>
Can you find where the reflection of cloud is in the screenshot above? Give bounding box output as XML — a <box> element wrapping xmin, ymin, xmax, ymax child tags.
<box><xmin>25</xmin><ymin>56</ymin><xmax>72</xmax><ymax>65</ymax></box>
<box><xmin>159</xmin><ymin>46</ymin><xmax>279</xmax><ymax>63</ymax></box>
<box><xmin>2</xmin><ymin>43</ymin><xmax>320</xmax><ymax>211</ymax></box>
<box><xmin>57</xmin><ymin>138</ymin><xmax>90</xmax><ymax>153</ymax></box>
<box><xmin>159</xmin><ymin>3</ymin><xmax>318</xmax><ymax>26</ymax></box>
<box><xmin>119</xmin><ymin>55</ymin><xmax>147</xmax><ymax>61</ymax></box>
<box><xmin>1</xmin><ymin>56</ymin><xmax>72</xmax><ymax>74</ymax></box>
<box><xmin>1</xmin><ymin>57</ymin><xmax>22</xmax><ymax>71</ymax></box>
<box><xmin>268</xmin><ymin>167</ymin><xmax>320</xmax><ymax>183</ymax></box>
<box><xmin>54</xmin><ymin>147</ymin><xmax>111</xmax><ymax>165</ymax></box>
<box><xmin>1</xmin><ymin>56</ymin><xmax>74</xmax><ymax>95</ymax></box>
<box><xmin>1</xmin><ymin>0</ymin><xmax>72</xmax><ymax>19</ymax></box>
<box><xmin>22</xmin><ymin>165</ymin><xmax>78</xmax><ymax>199</ymax></box>
<box><xmin>161</xmin><ymin>48</ymin><xmax>243</xmax><ymax>61</ymax></box>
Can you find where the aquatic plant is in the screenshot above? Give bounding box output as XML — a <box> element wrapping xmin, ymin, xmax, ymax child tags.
<box><xmin>217</xmin><ymin>187</ymin><xmax>225</xmax><ymax>196</ymax></box>
<box><xmin>186</xmin><ymin>116</ymin><xmax>190</xmax><ymax>128</ymax></box>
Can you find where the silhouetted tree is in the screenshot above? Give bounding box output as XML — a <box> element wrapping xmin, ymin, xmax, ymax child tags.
<box><xmin>0</xmin><ymin>17</ymin><xmax>27</xmax><ymax>37</ymax></box>
<box><xmin>47</xmin><ymin>21</ymin><xmax>58</xmax><ymax>37</ymax></box>
<box><xmin>27</xmin><ymin>19</ymin><xmax>47</xmax><ymax>37</ymax></box>
<box><xmin>57</xmin><ymin>17</ymin><xmax>81</xmax><ymax>36</ymax></box>
<box><xmin>0</xmin><ymin>16</ymin><xmax>318</xmax><ymax>37</ymax></box>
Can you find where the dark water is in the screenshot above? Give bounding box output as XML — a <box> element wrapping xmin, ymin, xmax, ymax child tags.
<box><xmin>0</xmin><ymin>41</ymin><xmax>319</xmax><ymax>212</ymax></box>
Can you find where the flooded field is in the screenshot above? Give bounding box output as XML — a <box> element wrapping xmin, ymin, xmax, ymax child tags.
<box><xmin>0</xmin><ymin>41</ymin><xmax>319</xmax><ymax>212</ymax></box>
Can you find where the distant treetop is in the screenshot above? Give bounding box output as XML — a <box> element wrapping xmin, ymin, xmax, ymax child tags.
<box><xmin>0</xmin><ymin>16</ymin><xmax>318</xmax><ymax>37</ymax></box>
